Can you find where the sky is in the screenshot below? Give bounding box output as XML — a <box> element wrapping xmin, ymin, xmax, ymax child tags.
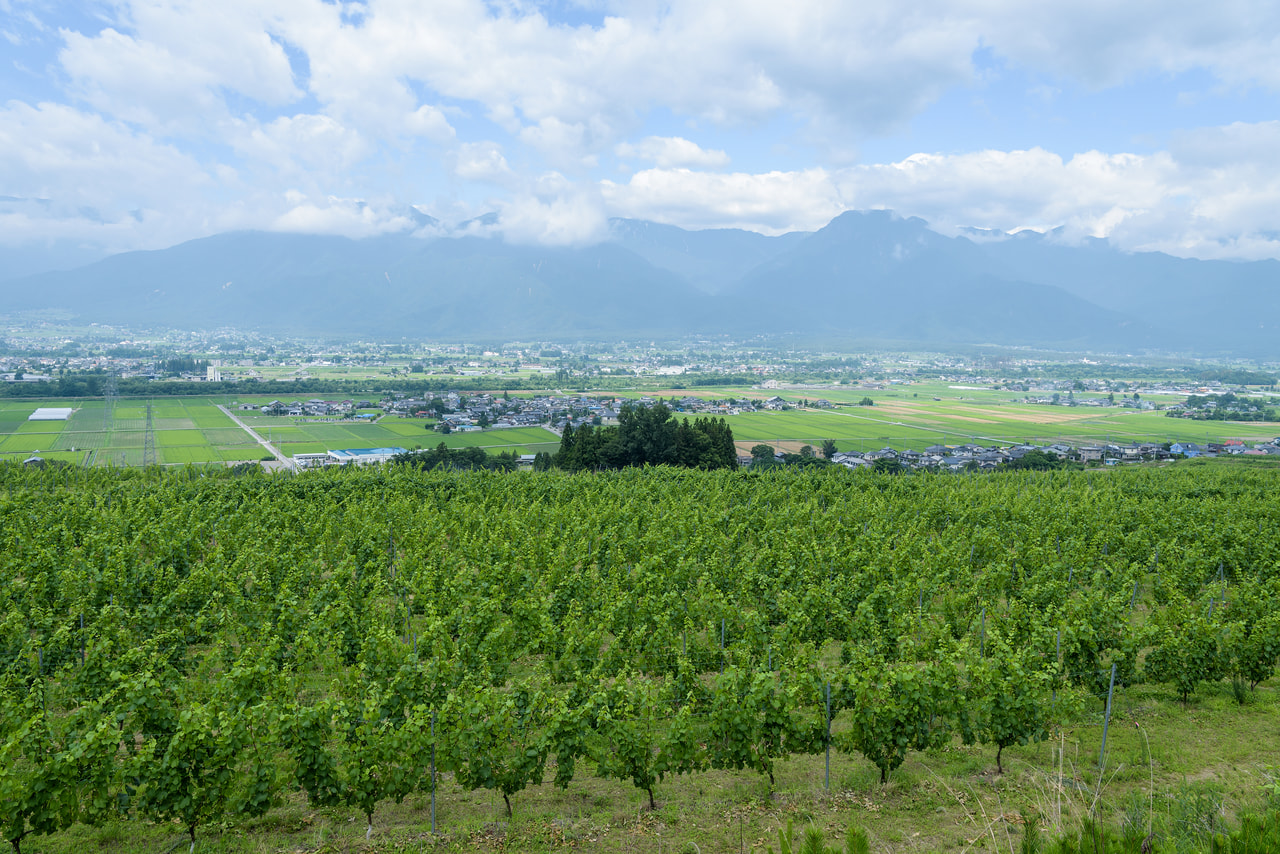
<box><xmin>3</xmin><ymin>0</ymin><xmax>1280</xmax><ymax>263</ymax></box>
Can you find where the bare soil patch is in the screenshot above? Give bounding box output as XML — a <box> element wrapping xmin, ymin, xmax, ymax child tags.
<box><xmin>734</xmin><ymin>440</ymin><xmax>814</xmax><ymax>455</ymax></box>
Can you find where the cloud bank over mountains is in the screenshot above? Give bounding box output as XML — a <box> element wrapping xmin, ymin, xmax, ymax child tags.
<box><xmin>3</xmin><ymin>0</ymin><xmax>1280</xmax><ymax>263</ymax></box>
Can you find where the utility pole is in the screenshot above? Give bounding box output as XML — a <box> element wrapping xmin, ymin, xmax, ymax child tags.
<box><xmin>102</xmin><ymin>373</ymin><xmax>117</xmax><ymax>432</ymax></box>
<box><xmin>142</xmin><ymin>402</ymin><xmax>156</xmax><ymax>467</ymax></box>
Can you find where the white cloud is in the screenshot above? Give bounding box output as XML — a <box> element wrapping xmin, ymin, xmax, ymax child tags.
<box><xmin>598</xmin><ymin>126</ymin><xmax>1280</xmax><ymax>262</ymax></box>
<box><xmin>454</xmin><ymin>141</ymin><xmax>514</xmax><ymax>183</ymax></box>
<box><xmin>7</xmin><ymin>0</ymin><xmax>1280</xmax><ymax>259</ymax></box>
<box><xmin>57</xmin><ymin>0</ymin><xmax>306</xmax><ymax>134</ymax></box>
<box><xmin>615</xmin><ymin>136</ymin><xmax>729</xmax><ymax>168</ymax></box>
<box><xmin>981</xmin><ymin>1</ymin><xmax>1280</xmax><ymax>89</ymax></box>
<box><xmin>519</xmin><ymin>117</ymin><xmax>601</xmax><ymax>170</ymax></box>
<box><xmin>45</xmin><ymin>1</ymin><xmax>1280</xmax><ymax>152</ymax></box>
<box><xmin>405</xmin><ymin>104</ymin><xmax>456</xmax><ymax>143</ymax></box>
<box><xmin>0</xmin><ymin>208</ymin><xmax>150</xmax><ymax>252</ymax></box>
<box><xmin>1169</xmin><ymin>120</ymin><xmax>1280</xmax><ymax>167</ymax></box>
<box><xmin>832</xmin><ymin>148</ymin><xmax>1178</xmax><ymax>241</ymax></box>
<box><xmin>285</xmin><ymin>0</ymin><xmax>979</xmax><ymax>141</ymax></box>
<box><xmin>59</xmin><ymin>27</ymin><xmax>230</xmax><ymax>132</ymax></box>
<box><xmin>230</xmin><ymin>114</ymin><xmax>370</xmax><ymax>186</ymax></box>
<box><xmin>275</xmin><ymin>0</ymin><xmax>1280</xmax><ymax>152</ymax></box>
<box><xmin>497</xmin><ymin>190</ymin><xmax>608</xmax><ymax>246</ymax></box>
<box><xmin>0</xmin><ymin>101</ymin><xmax>420</xmax><ymax>249</ymax></box>
<box><xmin>270</xmin><ymin>195</ymin><xmax>418</xmax><ymax>237</ymax></box>
<box><xmin>602</xmin><ymin>167</ymin><xmax>843</xmax><ymax>233</ymax></box>
<box><xmin>869</xmin><ymin>144</ymin><xmax>1280</xmax><ymax>259</ymax></box>
<box><xmin>0</xmin><ymin>100</ymin><xmax>210</xmax><ymax>212</ymax></box>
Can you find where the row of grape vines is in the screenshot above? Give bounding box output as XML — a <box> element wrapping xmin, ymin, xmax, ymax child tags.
<box><xmin>2</xmin><ymin>463</ymin><xmax>1278</xmax><ymax>851</ymax></box>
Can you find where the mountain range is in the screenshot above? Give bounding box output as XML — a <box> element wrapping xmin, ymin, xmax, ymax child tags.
<box><xmin>3</xmin><ymin>210</ymin><xmax>1278</xmax><ymax>355</ymax></box>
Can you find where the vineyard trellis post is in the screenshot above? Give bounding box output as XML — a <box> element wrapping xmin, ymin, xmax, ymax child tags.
<box><xmin>430</xmin><ymin>709</ymin><xmax>437</xmax><ymax>834</ymax></box>
<box><xmin>1099</xmin><ymin>663</ymin><xmax>1117</xmax><ymax>776</ymax></box>
<box><xmin>980</xmin><ymin>608</ymin><xmax>986</xmax><ymax>657</ymax></box>
<box><xmin>1053</xmin><ymin>628</ymin><xmax>1061</xmax><ymax>710</ymax></box>
<box><xmin>824</xmin><ymin>681</ymin><xmax>831</xmax><ymax>791</ymax></box>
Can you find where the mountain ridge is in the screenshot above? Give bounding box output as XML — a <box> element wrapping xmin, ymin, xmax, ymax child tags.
<box><xmin>3</xmin><ymin>212</ymin><xmax>1277</xmax><ymax>355</ymax></box>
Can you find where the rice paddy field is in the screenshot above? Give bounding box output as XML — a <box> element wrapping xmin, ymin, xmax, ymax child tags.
<box><xmin>0</xmin><ymin>398</ymin><xmax>562</xmax><ymax>467</ymax></box>
<box><xmin>234</xmin><ymin>413</ymin><xmax>560</xmax><ymax>458</ymax></box>
<box><xmin>1</xmin><ymin>384</ymin><xmax>1275</xmax><ymax>467</ymax></box>
<box><xmin>639</xmin><ymin>382</ymin><xmax>1280</xmax><ymax>453</ymax></box>
<box><xmin>0</xmin><ymin>399</ymin><xmax>263</xmax><ymax>467</ymax></box>
<box><xmin>600</xmin><ymin>384</ymin><xmax>1278</xmax><ymax>453</ymax></box>
<box><xmin>722</xmin><ymin>404</ymin><xmax>1280</xmax><ymax>454</ymax></box>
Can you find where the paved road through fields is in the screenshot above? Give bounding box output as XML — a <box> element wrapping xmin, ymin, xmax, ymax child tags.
<box><xmin>218</xmin><ymin>404</ymin><xmax>297</xmax><ymax>470</ymax></box>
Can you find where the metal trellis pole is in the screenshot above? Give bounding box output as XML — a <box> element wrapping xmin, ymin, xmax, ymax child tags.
<box><xmin>824</xmin><ymin>681</ymin><xmax>831</xmax><ymax>791</ymax></box>
<box><xmin>1099</xmin><ymin>663</ymin><xmax>1117</xmax><ymax>775</ymax></box>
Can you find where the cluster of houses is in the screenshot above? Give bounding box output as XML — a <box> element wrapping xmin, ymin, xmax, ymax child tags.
<box><xmin>1163</xmin><ymin>400</ymin><xmax>1276</xmax><ymax>420</ymax></box>
<box><xmin>817</xmin><ymin>439</ymin><xmax>1280</xmax><ymax>471</ymax></box>
<box><xmin>247</xmin><ymin>392</ymin><xmax>782</xmax><ymax>432</ymax></box>
<box><xmin>246</xmin><ymin>399</ymin><xmax>376</xmax><ymax>418</ymax></box>
<box><xmin>1021</xmin><ymin>395</ymin><xmax>1156</xmax><ymax>409</ymax></box>
<box><xmin>243</xmin><ymin>393</ymin><xmax>1280</xmax><ymax>474</ymax></box>
<box><xmin>1164</xmin><ymin>440</ymin><xmax>1280</xmax><ymax>458</ymax></box>
<box><xmin>373</xmin><ymin>392</ymin><xmax>781</xmax><ymax>433</ymax></box>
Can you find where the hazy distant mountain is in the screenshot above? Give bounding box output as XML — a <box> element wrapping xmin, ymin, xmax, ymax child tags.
<box><xmin>606</xmin><ymin>218</ymin><xmax>809</xmax><ymax>294</ymax></box>
<box><xmin>4</xmin><ymin>211</ymin><xmax>1279</xmax><ymax>355</ymax></box>
<box><xmin>0</xmin><ymin>239</ymin><xmax>110</xmax><ymax>281</ymax></box>
<box><xmin>4</xmin><ymin>231</ymin><xmax>715</xmax><ymax>339</ymax></box>
<box><xmin>726</xmin><ymin>211</ymin><xmax>1156</xmax><ymax>349</ymax></box>
<box><xmin>974</xmin><ymin>229</ymin><xmax>1280</xmax><ymax>355</ymax></box>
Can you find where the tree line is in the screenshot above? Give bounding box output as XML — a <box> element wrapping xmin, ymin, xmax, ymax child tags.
<box><xmin>390</xmin><ymin>444</ymin><xmax>520</xmax><ymax>472</ymax></box>
<box><xmin>554</xmin><ymin>402</ymin><xmax>737</xmax><ymax>471</ymax></box>
<box><xmin>0</xmin><ymin>373</ymin><xmax>551</xmax><ymax>399</ymax></box>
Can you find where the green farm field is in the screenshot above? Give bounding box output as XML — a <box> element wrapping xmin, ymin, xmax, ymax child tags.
<box><xmin>718</xmin><ymin>401</ymin><xmax>1280</xmax><ymax>453</ymax></box>
<box><xmin>2</xmin><ymin>386</ymin><xmax>1276</xmax><ymax>467</ymax></box>
<box><xmin>577</xmin><ymin>383</ymin><xmax>1276</xmax><ymax>453</ymax></box>
<box><xmin>228</xmin><ymin>400</ymin><xmax>561</xmax><ymax>457</ymax></box>
<box><xmin>239</xmin><ymin>412</ymin><xmax>562</xmax><ymax>458</ymax></box>
<box><xmin>0</xmin><ymin>399</ymin><xmax>262</xmax><ymax>466</ymax></box>
<box><xmin>0</xmin><ymin>400</ymin><xmax>79</xmax><ymax>464</ymax></box>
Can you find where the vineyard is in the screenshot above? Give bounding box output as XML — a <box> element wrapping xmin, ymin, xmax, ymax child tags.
<box><xmin>2</xmin><ymin>463</ymin><xmax>1279</xmax><ymax>853</ymax></box>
